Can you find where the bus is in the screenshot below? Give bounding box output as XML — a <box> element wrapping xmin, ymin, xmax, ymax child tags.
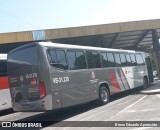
<box><xmin>7</xmin><ymin>42</ymin><xmax>149</xmax><ymax>112</ymax></box>
<box><xmin>0</xmin><ymin>54</ymin><xmax>12</xmax><ymax>110</ymax></box>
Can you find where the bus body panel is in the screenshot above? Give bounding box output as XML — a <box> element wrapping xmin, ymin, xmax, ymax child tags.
<box><xmin>7</xmin><ymin>42</ymin><xmax>149</xmax><ymax>111</ymax></box>
<box><xmin>7</xmin><ymin>44</ymin><xmax>52</xmax><ymax>111</ymax></box>
<box><xmin>0</xmin><ymin>54</ymin><xmax>12</xmax><ymax>110</ymax></box>
<box><xmin>12</xmin><ymin>94</ymin><xmax>52</xmax><ymax>111</ymax></box>
<box><xmin>37</xmin><ymin>45</ymin><xmax>53</xmax><ymax>110</ymax></box>
<box><xmin>0</xmin><ymin>76</ymin><xmax>9</xmax><ymax>89</ymax></box>
<box><xmin>110</xmin><ymin>66</ymin><xmax>147</xmax><ymax>91</ymax></box>
<box><xmin>50</xmin><ymin>70</ymin><xmax>92</xmax><ymax>107</ymax></box>
<box><xmin>0</xmin><ymin>88</ymin><xmax>12</xmax><ymax>110</ymax></box>
<box><xmin>0</xmin><ymin>77</ymin><xmax>12</xmax><ymax>110</ymax></box>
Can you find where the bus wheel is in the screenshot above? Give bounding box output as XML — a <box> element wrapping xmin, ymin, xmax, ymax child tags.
<box><xmin>143</xmin><ymin>77</ymin><xmax>148</xmax><ymax>88</ymax></box>
<box><xmin>99</xmin><ymin>86</ymin><xmax>110</xmax><ymax>105</ymax></box>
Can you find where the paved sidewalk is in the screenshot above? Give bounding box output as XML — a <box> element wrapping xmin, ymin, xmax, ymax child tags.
<box><xmin>140</xmin><ymin>79</ymin><xmax>160</xmax><ymax>94</ymax></box>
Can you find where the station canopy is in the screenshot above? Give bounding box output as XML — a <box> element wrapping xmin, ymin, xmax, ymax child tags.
<box><xmin>0</xmin><ymin>19</ymin><xmax>160</xmax><ymax>53</ymax></box>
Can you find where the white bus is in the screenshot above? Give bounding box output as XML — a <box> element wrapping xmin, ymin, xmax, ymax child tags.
<box><xmin>7</xmin><ymin>42</ymin><xmax>149</xmax><ymax>111</ymax></box>
<box><xmin>0</xmin><ymin>54</ymin><xmax>12</xmax><ymax>110</ymax></box>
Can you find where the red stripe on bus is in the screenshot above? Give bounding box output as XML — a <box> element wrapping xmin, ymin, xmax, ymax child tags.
<box><xmin>109</xmin><ymin>70</ymin><xmax>121</xmax><ymax>92</ymax></box>
<box><xmin>0</xmin><ymin>77</ymin><xmax>9</xmax><ymax>90</ymax></box>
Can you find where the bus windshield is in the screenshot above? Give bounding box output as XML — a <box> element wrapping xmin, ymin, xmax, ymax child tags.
<box><xmin>0</xmin><ymin>60</ymin><xmax>7</xmax><ymax>77</ymax></box>
<box><xmin>8</xmin><ymin>45</ymin><xmax>38</xmax><ymax>73</ymax></box>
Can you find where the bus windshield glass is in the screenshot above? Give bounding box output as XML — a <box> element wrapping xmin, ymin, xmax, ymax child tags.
<box><xmin>0</xmin><ymin>60</ymin><xmax>7</xmax><ymax>77</ymax></box>
<box><xmin>7</xmin><ymin>45</ymin><xmax>38</xmax><ymax>73</ymax></box>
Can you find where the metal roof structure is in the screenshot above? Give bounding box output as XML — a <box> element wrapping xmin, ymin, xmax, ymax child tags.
<box><xmin>0</xmin><ymin>19</ymin><xmax>160</xmax><ymax>53</ymax></box>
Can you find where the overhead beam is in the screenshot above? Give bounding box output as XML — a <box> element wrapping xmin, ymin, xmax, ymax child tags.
<box><xmin>109</xmin><ymin>33</ymin><xmax>121</xmax><ymax>48</ymax></box>
<box><xmin>134</xmin><ymin>30</ymin><xmax>150</xmax><ymax>48</ymax></box>
<box><xmin>116</xmin><ymin>42</ymin><xmax>137</xmax><ymax>46</ymax></box>
<box><xmin>94</xmin><ymin>35</ymin><xmax>104</xmax><ymax>47</ymax></box>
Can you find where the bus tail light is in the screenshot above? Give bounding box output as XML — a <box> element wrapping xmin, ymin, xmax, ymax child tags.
<box><xmin>40</xmin><ymin>81</ymin><xmax>46</xmax><ymax>99</ymax></box>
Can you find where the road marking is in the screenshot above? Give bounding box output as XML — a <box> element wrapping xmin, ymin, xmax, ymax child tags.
<box><xmin>106</xmin><ymin>95</ymin><xmax>147</xmax><ymax>120</ymax></box>
<box><xmin>126</xmin><ymin>108</ymin><xmax>160</xmax><ymax>113</ymax></box>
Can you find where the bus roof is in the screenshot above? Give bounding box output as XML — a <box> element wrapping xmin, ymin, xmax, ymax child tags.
<box><xmin>39</xmin><ymin>42</ymin><xmax>142</xmax><ymax>53</ymax></box>
<box><xmin>8</xmin><ymin>42</ymin><xmax>144</xmax><ymax>54</ymax></box>
<box><xmin>0</xmin><ymin>54</ymin><xmax>7</xmax><ymax>60</ymax></box>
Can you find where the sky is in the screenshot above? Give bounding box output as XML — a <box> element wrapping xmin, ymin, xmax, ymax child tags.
<box><xmin>0</xmin><ymin>0</ymin><xmax>160</xmax><ymax>33</ymax></box>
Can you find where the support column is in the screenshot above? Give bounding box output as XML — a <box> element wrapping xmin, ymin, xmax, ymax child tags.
<box><xmin>152</xmin><ymin>29</ymin><xmax>160</xmax><ymax>79</ymax></box>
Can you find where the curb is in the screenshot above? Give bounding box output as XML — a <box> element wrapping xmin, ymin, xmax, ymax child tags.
<box><xmin>140</xmin><ymin>91</ymin><xmax>160</xmax><ymax>95</ymax></box>
<box><xmin>140</xmin><ymin>82</ymin><xmax>160</xmax><ymax>95</ymax></box>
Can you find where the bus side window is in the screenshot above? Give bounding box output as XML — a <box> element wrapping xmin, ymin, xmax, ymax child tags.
<box><xmin>86</xmin><ymin>51</ymin><xmax>95</xmax><ymax>68</ymax></box>
<box><xmin>120</xmin><ymin>53</ymin><xmax>127</xmax><ymax>67</ymax></box>
<box><xmin>92</xmin><ymin>52</ymin><xmax>101</xmax><ymax>68</ymax></box>
<box><xmin>66</xmin><ymin>51</ymin><xmax>77</xmax><ymax>70</ymax></box>
<box><xmin>86</xmin><ymin>51</ymin><xmax>101</xmax><ymax>69</ymax></box>
<box><xmin>48</xmin><ymin>49</ymin><xmax>68</xmax><ymax>70</ymax></box>
<box><xmin>0</xmin><ymin>60</ymin><xmax>7</xmax><ymax>76</ymax></box>
<box><xmin>135</xmin><ymin>54</ymin><xmax>145</xmax><ymax>66</ymax></box>
<box><xmin>106</xmin><ymin>52</ymin><xmax>116</xmax><ymax>67</ymax></box>
<box><xmin>48</xmin><ymin>49</ymin><xmax>57</xmax><ymax>63</ymax></box>
<box><xmin>100</xmin><ymin>52</ymin><xmax>108</xmax><ymax>68</ymax></box>
<box><xmin>75</xmin><ymin>51</ymin><xmax>87</xmax><ymax>69</ymax></box>
<box><xmin>114</xmin><ymin>53</ymin><xmax>121</xmax><ymax>67</ymax></box>
<box><xmin>66</xmin><ymin>51</ymin><xmax>87</xmax><ymax>70</ymax></box>
<box><xmin>130</xmin><ymin>54</ymin><xmax>137</xmax><ymax>66</ymax></box>
<box><xmin>126</xmin><ymin>53</ymin><xmax>132</xmax><ymax>66</ymax></box>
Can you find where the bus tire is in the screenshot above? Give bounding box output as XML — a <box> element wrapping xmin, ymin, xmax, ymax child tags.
<box><xmin>143</xmin><ymin>76</ymin><xmax>148</xmax><ymax>88</ymax></box>
<box><xmin>99</xmin><ymin>86</ymin><xmax>110</xmax><ymax>105</ymax></box>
